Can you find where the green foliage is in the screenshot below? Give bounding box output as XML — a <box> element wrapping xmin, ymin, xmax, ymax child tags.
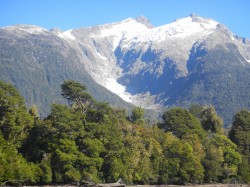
<box><xmin>39</xmin><ymin>155</ymin><xmax>52</xmax><ymax>184</ymax></box>
<box><xmin>0</xmin><ymin>81</ymin><xmax>34</xmax><ymax>147</ymax></box>
<box><xmin>189</xmin><ymin>104</ymin><xmax>204</xmax><ymax>118</ymax></box>
<box><xmin>61</xmin><ymin>80</ymin><xmax>94</xmax><ymax>114</ymax></box>
<box><xmin>160</xmin><ymin>108</ymin><xmax>205</xmax><ymax>139</ymax></box>
<box><xmin>0</xmin><ymin>132</ymin><xmax>40</xmax><ymax>185</ymax></box>
<box><xmin>229</xmin><ymin>110</ymin><xmax>250</xmax><ymax>154</ymax></box>
<box><xmin>200</xmin><ymin>106</ymin><xmax>224</xmax><ymax>134</ymax></box>
<box><xmin>189</xmin><ymin>105</ymin><xmax>224</xmax><ymax>134</ymax></box>
<box><xmin>130</xmin><ymin>107</ymin><xmax>145</xmax><ymax>124</ymax></box>
<box><xmin>0</xmin><ymin>80</ymin><xmax>247</xmax><ymax>185</ymax></box>
<box><xmin>203</xmin><ymin>134</ymin><xmax>242</xmax><ymax>183</ymax></box>
<box><xmin>229</xmin><ymin>110</ymin><xmax>250</xmax><ymax>183</ymax></box>
<box><xmin>160</xmin><ymin>133</ymin><xmax>204</xmax><ymax>184</ymax></box>
<box><xmin>45</xmin><ymin>105</ymin><xmax>104</xmax><ymax>183</ymax></box>
<box><xmin>29</xmin><ymin>104</ymin><xmax>39</xmax><ymax>119</ymax></box>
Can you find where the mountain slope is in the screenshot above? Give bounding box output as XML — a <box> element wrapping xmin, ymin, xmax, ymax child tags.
<box><xmin>0</xmin><ymin>25</ymin><xmax>134</xmax><ymax>117</ymax></box>
<box><xmin>1</xmin><ymin>15</ymin><xmax>250</xmax><ymax>124</ymax></box>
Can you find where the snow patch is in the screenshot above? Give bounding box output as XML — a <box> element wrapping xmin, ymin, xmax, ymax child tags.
<box><xmin>64</xmin><ymin>30</ymin><xmax>75</xmax><ymax>40</ymax></box>
<box><xmin>100</xmin><ymin>18</ymin><xmax>148</xmax><ymax>38</ymax></box>
<box><xmin>105</xmin><ymin>78</ymin><xmax>132</xmax><ymax>102</ymax></box>
<box><xmin>57</xmin><ymin>32</ymin><xmax>66</xmax><ymax>39</ymax></box>
<box><xmin>58</xmin><ymin>30</ymin><xmax>75</xmax><ymax>40</ymax></box>
<box><xmin>96</xmin><ymin>52</ymin><xmax>108</xmax><ymax>60</ymax></box>
<box><xmin>98</xmin><ymin>18</ymin><xmax>149</xmax><ymax>50</ymax></box>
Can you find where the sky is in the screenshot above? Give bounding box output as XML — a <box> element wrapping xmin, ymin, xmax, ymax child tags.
<box><xmin>0</xmin><ymin>0</ymin><xmax>250</xmax><ymax>39</ymax></box>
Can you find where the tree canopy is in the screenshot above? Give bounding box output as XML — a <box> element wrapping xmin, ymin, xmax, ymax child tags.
<box><xmin>0</xmin><ymin>80</ymin><xmax>248</xmax><ymax>185</ymax></box>
<box><xmin>229</xmin><ymin>110</ymin><xmax>250</xmax><ymax>183</ymax></box>
<box><xmin>160</xmin><ymin>108</ymin><xmax>206</xmax><ymax>140</ymax></box>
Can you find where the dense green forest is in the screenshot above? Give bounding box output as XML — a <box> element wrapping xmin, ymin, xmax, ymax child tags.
<box><xmin>0</xmin><ymin>80</ymin><xmax>249</xmax><ymax>185</ymax></box>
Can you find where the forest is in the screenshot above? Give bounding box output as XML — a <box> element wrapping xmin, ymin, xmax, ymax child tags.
<box><xmin>0</xmin><ymin>80</ymin><xmax>249</xmax><ymax>185</ymax></box>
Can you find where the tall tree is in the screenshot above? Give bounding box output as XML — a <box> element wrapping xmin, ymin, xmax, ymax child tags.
<box><xmin>0</xmin><ymin>81</ymin><xmax>33</xmax><ymax>147</ymax></box>
<box><xmin>29</xmin><ymin>104</ymin><xmax>39</xmax><ymax>119</ymax></box>
<box><xmin>200</xmin><ymin>106</ymin><xmax>224</xmax><ymax>134</ymax></box>
<box><xmin>229</xmin><ymin>110</ymin><xmax>250</xmax><ymax>154</ymax></box>
<box><xmin>45</xmin><ymin>104</ymin><xmax>103</xmax><ymax>183</ymax></box>
<box><xmin>229</xmin><ymin>110</ymin><xmax>250</xmax><ymax>183</ymax></box>
<box><xmin>130</xmin><ymin>107</ymin><xmax>145</xmax><ymax>124</ymax></box>
<box><xmin>160</xmin><ymin>108</ymin><xmax>205</xmax><ymax>140</ymax></box>
<box><xmin>160</xmin><ymin>133</ymin><xmax>204</xmax><ymax>184</ymax></box>
<box><xmin>203</xmin><ymin>134</ymin><xmax>242</xmax><ymax>183</ymax></box>
<box><xmin>189</xmin><ymin>104</ymin><xmax>204</xmax><ymax>119</ymax></box>
<box><xmin>61</xmin><ymin>80</ymin><xmax>94</xmax><ymax>114</ymax></box>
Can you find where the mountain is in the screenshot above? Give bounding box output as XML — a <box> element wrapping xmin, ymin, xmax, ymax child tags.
<box><xmin>0</xmin><ymin>25</ymin><xmax>134</xmax><ymax>117</ymax></box>
<box><xmin>1</xmin><ymin>14</ymin><xmax>250</xmax><ymax>124</ymax></box>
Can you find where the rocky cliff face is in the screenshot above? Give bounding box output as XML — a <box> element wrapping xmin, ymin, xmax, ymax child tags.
<box><xmin>1</xmin><ymin>15</ymin><xmax>250</xmax><ymax>124</ymax></box>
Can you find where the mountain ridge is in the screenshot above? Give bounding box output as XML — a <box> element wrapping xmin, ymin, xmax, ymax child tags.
<box><xmin>1</xmin><ymin>14</ymin><xmax>250</xmax><ymax>124</ymax></box>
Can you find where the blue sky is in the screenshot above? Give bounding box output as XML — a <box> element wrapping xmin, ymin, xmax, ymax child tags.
<box><xmin>1</xmin><ymin>0</ymin><xmax>250</xmax><ymax>38</ymax></box>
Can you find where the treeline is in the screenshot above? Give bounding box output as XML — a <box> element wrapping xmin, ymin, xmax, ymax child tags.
<box><xmin>0</xmin><ymin>80</ymin><xmax>249</xmax><ymax>185</ymax></box>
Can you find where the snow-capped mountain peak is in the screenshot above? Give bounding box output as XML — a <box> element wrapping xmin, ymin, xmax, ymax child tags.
<box><xmin>97</xmin><ymin>17</ymin><xmax>150</xmax><ymax>50</ymax></box>
<box><xmin>95</xmin><ymin>17</ymin><xmax>150</xmax><ymax>37</ymax></box>
<box><xmin>98</xmin><ymin>14</ymin><xmax>219</xmax><ymax>51</ymax></box>
<box><xmin>56</xmin><ymin>14</ymin><xmax>223</xmax><ymax>109</ymax></box>
<box><xmin>157</xmin><ymin>14</ymin><xmax>218</xmax><ymax>38</ymax></box>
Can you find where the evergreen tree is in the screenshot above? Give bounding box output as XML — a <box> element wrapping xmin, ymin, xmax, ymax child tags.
<box><xmin>229</xmin><ymin>110</ymin><xmax>250</xmax><ymax>183</ymax></box>
<box><xmin>189</xmin><ymin>104</ymin><xmax>204</xmax><ymax>118</ymax></box>
<box><xmin>0</xmin><ymin>132</ymin><xmax>41</xmax><ymax>185</ymax></box>
<box><xmin>0</xmin><ymin>81</ymin><xmax>40</xmax><ymax>185</ymax></box>
<box><xmin>61</xmin><ymin>80</ymin><xmax>94</xmax><ymax>114</ymax></box>
<box><xmin>200</xmin><ymin>106</ymin><xmax>224</xmax><ymax>134</ymax></box>
<box><xmin>0</xmin><ymin>81</ymin><xmax>34</xmax><ymax>147</ymax></box>
<box><xmin>160</xmin><ymin>133</ymin><xmax>204</xmax><ymax>184</ymax></box>
<box><xmin>203</xmin><ymin>134</ymin><xmax>242</xmax><ymax>183</ymax></box>
<box><xmin>29</xmin><ymin>104</ymin><xmax>39</xmax><ymax>119</ymax></box>
<box><xmin>160</xmin><ymin>108</ymin><xmax>205</xmax><ymax>140</ymax></box>
<box><xmin>130</xmin><ymin>107</ymin><xmax>145</xmax><ymax>124</ymax></box>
